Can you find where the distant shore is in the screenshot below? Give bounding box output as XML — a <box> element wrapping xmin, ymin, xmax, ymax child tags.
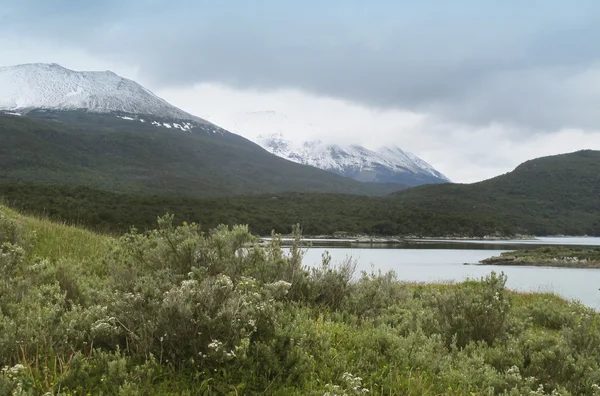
<box><xmin>259</xmin><ymin>234</ymin><xmax>538</xmax><ymax>246</ymax></box>
<box><xmin>480</xmin><ymin>247</ymin><xmax>600</xmax><ymax>269</ymax></box>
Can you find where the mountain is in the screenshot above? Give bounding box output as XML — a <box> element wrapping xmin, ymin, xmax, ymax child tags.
<box><xmin>2</xmin><ymin>151</ymin><xmax>599</xmax><ymax>237</ymax></box>
<box><xmin>257</xmin><ymin>133</ymin><xmax>450</xmax><ymax>186</ymax></box>
<box><xmin>0</xmin><ymin>63</ymin><xmax>402</xmax><ymax>197</ymax></box>
<box><xmin>0</xmin><ymin>63</ymin><xmax>208</xmax><ymax>124</ymax></box>
<box><xmin>224</xmin><ymin>110</ymin><xmax>448</xmax><ymax>186</ymax></box>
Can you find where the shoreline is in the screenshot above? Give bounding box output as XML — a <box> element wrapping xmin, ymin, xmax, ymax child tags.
<box><xmin>259</xmin><ymin>235</ymin><xmax>539</xmax><ymax>244</ymax></box>
<box><xmin>480</xmin><ymin>247</ymin><xmax>600</xmax><ymax>269</ymax></box>
<box><xmin>479</xmin><ymin>258</ymin><xmax>600</xmax><ymax>269</ymax></box>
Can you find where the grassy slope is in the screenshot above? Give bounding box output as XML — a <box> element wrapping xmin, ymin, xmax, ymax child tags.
<box><xmin>0</xmin><ymin>111</ymin><xmax>401</xmax><ymax>197</ymax></box>
<box><xmin>1</xmin><ymin>204</ymin><xmax>110</xmax><ymax>262</ymax></box>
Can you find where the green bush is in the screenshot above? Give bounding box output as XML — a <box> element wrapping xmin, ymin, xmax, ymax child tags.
<box><xmin>307</xmin><ymin>252</ymin><xmax>356</xmax><ymax>310</ymax></box>
<box><xmin>0</xmin><ymin>210</ymin><xmax>21</xmax><ymax>246</ymax></box>
<box><xmin>433</xmin><ymin>272</ymin><xmax>512</xmax><ymax>348</ymax></box>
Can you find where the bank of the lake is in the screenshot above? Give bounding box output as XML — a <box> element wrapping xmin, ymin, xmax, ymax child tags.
<box><xmin>301</xmin><ymin>239</ymin><xmax>600</xmax><ymax>309</ymax></box>
<box><xmin>481</xmin><ymin>246</ymin><xmax>600</xmax><ymax>268</ymax></box>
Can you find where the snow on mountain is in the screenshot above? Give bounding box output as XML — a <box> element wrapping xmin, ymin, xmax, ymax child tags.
<box><xmin>0</xmin><ymin>65</ymin><xmax>448</xmax><ymax>184</ymax></box>
<box><xmin>257</xmin><ymin>133</ymin><xmax>450</xmax><ymax>186</ymax></box>
<box><xmin>0</xmin><ymin>63</ymin><xmax>210</xmax><ymax>125</ymax></box>
<box><xmin>221</xmin><ymin>110</ymin><xmax>449</xmax><ymax>186</ymax></box>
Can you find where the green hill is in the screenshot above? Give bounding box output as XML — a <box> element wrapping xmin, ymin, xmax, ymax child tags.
<box><xmin>0</xmin><ymin>111</ymin><xmax>402</xmax><ymax>196</ymax></box>
<box><xmin>388</xmin><ymin>150</ymin><xmax>600</xmax><ymax>236</ymax></box>
<box><xmin>0</xmin><ymin>138</ymin><xmax>600</xmax><ymax>237</ymax></box>
<box><xmin>1</xmin><ymin>151</ymin><xmax>599</xmax><ymax>237</ymax></box>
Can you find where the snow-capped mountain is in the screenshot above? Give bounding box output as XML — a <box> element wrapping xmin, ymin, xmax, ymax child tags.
<box><xmin>0</xmin><ymin>63</ymin><xmax>209</xmax><ymax>125</ymax></box>
<box><xmin>257</xmin><ymin>133</ymin><xmax>450</xmax><ymax>186</ymax></box>
<box><xmin>219</xmin><ymin>110</ymin><xmax>449</xmax><ymax>186</ymax></box>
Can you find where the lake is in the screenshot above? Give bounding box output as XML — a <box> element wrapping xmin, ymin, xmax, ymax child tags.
<box><xmin>300</xmin><ymin>238</ymin><xmax>600</xmax><ymax>309</ymax></box>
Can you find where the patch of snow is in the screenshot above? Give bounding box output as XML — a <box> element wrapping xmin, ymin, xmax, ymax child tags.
<box><xmin>3</xmin><ymin>111</ymin><xmax>21</xmax><ymax>116</ymax></box>
<box><xmin>118</xmin><ymin>115</ymin><xmax>135</xmax><ymax>120</ymax></box>
<box><xmin>225</xmin><ymin>110</ymin><xmax>449</xmax><ymax>183</ymax></box>
<box><xmin>163</xmin><ymin>122</ymin><xmax>172</xmax><ymax>128</ymax></box>
<box><xmin>256</xmin><ymin>133</ymin><xmax>450</xmax><ymax>183</ymax></box>
<box><xmin>0</xmin><ymin>63</ymin><xmax>212</xmax><ymax>125</ymax></box>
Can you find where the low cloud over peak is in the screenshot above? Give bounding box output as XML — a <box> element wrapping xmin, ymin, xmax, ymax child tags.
<box><xmin>2</xmin><ymin>1</ymin><xmax>600</xmax><ymax>181</ymax></box>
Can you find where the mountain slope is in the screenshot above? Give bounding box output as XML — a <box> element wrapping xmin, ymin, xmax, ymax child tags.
<box><xmin>257</xmin><ymin>133</ymin><xmax>449</xmax><ymax>186</ymax></box>
<box><xmin>0</xmin><ymin>63</ymin><xmax>406</xmax><ymax>197</ymax></box>
<box><xmin>223</xmin><ymin>110</ymin><xmax>449</xmax><ymax>186</ymax></box>
<box><xmin>1</xmin><ymin>151</ymin><xmax>598</xmax><ymax>237</ymax></box>
<box><xmin>0</xmin><ymin>63</ymin><xmax>208</xmax><ymax>123</ymax></box>
<box><xmin>0</xmin><ymin>110</ymin><xmax>401</xmax><ymax>197</ymax></box>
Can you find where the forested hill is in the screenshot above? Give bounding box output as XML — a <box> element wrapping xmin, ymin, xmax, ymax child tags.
<box><xmin>0</xmin><ymin>111</ymin><xmax>402</xmax><ymax>197</ymax></box>
<box><xmin>387</xmin><ymin>150</ymin><xmax>600</xmax><ymax>235</ymax></box>
<box><xmin>397</xmin><ymin>149</ymin><xmax>600</xmax><ymax>204</ymax></box>
<box><xmin>1</xmin><ymin>150</ymin><xmax>598</xmax><ymax>237</ymax></box>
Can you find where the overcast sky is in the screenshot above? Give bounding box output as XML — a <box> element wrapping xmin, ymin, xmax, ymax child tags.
<box><xmin>2</xmin><ymin>1</ymin><xmax>600</xmax><ymax>182</ymax></box>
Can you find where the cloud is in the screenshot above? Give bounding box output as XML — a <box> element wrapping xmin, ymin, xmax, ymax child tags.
<box><xmin>3</xmin><ymin>1</ymin><xmax>600</xmax><ymax>183</ymax></box>
<box><xmin>158</xmin><ymin>83</ymin><xmax>600</xmax><ymax>183</ymax></box>
<box><xmin>3</xmin><ymin>1</ymin><xmax>600</xmax><ymax>132</ymax></box>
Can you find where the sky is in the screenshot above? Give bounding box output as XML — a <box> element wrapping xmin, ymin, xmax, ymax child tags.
<box><xmin>2</xmin><ymin>1</ymin><xmax>600</xmax><ymax>182</ymax></box>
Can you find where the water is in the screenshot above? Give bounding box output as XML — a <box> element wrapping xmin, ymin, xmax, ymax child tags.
<box><xmin>301</xmin><ymin>238</ymin><xmax>600</xmax><ymax>309</ymax></box>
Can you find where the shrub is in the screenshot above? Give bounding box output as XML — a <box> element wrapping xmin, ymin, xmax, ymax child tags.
<box><xmin>343</xmin><ymin>269</ymin><xmax>409</xmax><ymax>320</ymax></box>
<box><xmin>307</xmin><ymin>252</ymin><xmax>356</xmax><ymax>310</ymax></box>
<box><xmin>0</xmin><ymin>210</ymin><xmax>21</xmax><ymax>246</ymax></box>
<box><xmin>433</xmin><ymin>272</ymin><xmax>512</xmax><ymax>348</ymax></box>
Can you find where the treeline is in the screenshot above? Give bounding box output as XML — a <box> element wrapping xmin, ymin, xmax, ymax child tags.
<box><xmin>1</xmin><ymin>179</ymin><xmax>599</xmax><ymax>237</ymax></box>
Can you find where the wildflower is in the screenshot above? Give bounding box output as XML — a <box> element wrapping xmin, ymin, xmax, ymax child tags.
<box><xmin>208</xmin><ymin>340</ymin><xmax>223</xmax><ymax>351</ymax></box>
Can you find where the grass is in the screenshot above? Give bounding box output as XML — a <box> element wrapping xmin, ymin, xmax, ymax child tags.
<box><xmin>2</xmin><ymin>204</ymin><xmax>111</xmax><ymax>263</ymax></box>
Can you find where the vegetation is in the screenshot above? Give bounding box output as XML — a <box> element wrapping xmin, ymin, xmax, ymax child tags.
<box><xmin>2</xmin><ymin>150</ymin><xmax>600</xmax><ymax>238</ymax></box>
<box><xmin>2</xmin><ymin>206</ymin><xmax>600</xmax><ymax>394</ymax></box>
<box><xmin>0</xmin><ymin>111</ymin><xmax>401</xmax><ymax>197</ymax></box>
<box><xmin>481</xmin><ymin>247</ymin><xmax>600</xmax><ymax>268</ymax></box>
<box><xmin>2</xmin><ymin>111</ymin><xmax>600</xmax><ymax>237</ymax></box>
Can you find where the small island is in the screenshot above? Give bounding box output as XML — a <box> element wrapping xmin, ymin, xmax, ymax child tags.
<box><xmin>480</xmin><ymin>246</ymin><xmax>600</xmax><ymax>268</ymax></box>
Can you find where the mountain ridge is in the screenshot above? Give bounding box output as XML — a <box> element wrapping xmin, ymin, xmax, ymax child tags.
<box><xmin>0</xmin><ymin>62</ymin><xmax>408</xmax><ymax>197</ymax></box>
<box><xmin>256</xmin><ymin>132</ymin><xmax>450</xmax><ymax>186</ymax></box>
<box><xmin>0</xmin><ymin>63</ymin><xmax>209</xmax><ymax>124</ymax></box>
<box><xmin>0</xmin><ymin>109</ymin><xmax>403</xmax><ymax>197</ymax></box>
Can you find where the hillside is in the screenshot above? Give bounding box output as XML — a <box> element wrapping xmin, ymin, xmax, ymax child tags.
<box><xmin>1</xmin><ymin>151</ymin><xmax>599</xmax><ymax>237</ymax></box>
<box><xmin>1</xmin><ymin>204</ymin><xmax>599</xmax><ymax>394</ymax></box>
<box><xmin>0</xmin><ymin>111</ymin><xmax>401</xmax><ymax>196</ymax></box>
<box><xmin>389</xmin><ymin>150</ymin><xmax>600</xmax><ymax>235</ymax></box>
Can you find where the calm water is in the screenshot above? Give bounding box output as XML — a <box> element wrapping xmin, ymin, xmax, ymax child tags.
<box><xmin>301</xmin><ymin>238</ymin><xmax>600</xmax><ymax>309</ymax></box>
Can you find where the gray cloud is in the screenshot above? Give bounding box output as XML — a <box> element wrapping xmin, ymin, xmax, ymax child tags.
<box><xmin>3</xmin><ymin>1</ymin><xmax>600</xmax><ymax>131</ymax></box>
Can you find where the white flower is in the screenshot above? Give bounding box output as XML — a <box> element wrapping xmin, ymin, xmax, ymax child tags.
<box><xmin>208</xmin><ymin>340</ymin><xmax>223</xmax><ymax>351</ymax></box>
<box><xmin>2</xmin><ymin>364</ymin><xmax>25</xmax><ymax>378</ymax></box>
